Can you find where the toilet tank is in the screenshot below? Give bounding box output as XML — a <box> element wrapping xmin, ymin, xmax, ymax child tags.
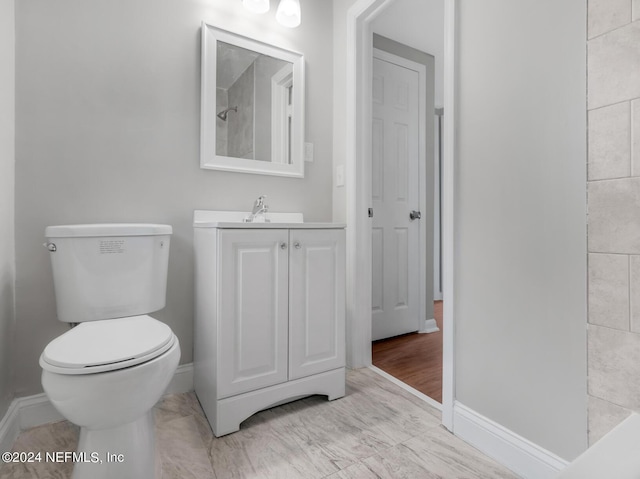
<box><xmin>45</xmin><ymin>224</ymin><xmax>172</xmax><ymax>323</ymax></box>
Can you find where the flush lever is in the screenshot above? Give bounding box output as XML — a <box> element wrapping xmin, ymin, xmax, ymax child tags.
<box><xmin>409</xmin><ymin>210</ymin><xmax>421</xmax><ymax>221</ymax></box>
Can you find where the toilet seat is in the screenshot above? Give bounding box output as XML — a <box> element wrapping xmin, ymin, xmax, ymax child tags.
<box><xmin>39</xmin><ymin>315</ymin><xmax>176</xmax><ymax>375</ymax></box>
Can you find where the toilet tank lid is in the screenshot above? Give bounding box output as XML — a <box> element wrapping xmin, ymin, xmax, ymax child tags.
<box><xmin>45</xmin><ymin>223</ymin><xmax>172</xmax><ymax>238</ymax></box>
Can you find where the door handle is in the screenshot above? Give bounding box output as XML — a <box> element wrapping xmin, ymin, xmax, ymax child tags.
<box><xmin>409</xmin><ymin>210</ymin><xmax>421</xmax><ymax>221</ymax></box>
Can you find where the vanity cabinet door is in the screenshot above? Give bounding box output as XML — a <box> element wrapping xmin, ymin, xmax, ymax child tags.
<box><xmin>289</xmin><ymin>229</ymin><xmax>346</xmax><ymax>380</ymax></box>
<box><xmin>217</xmin><ymin>229</ymin><xmax>290</xmax><ymax>398</ymax></box>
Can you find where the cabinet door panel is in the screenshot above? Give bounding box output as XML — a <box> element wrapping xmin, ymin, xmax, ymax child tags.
<box><xmin>218</xmin><ymin>229</ymin><xmax>289</xmax><ymax>398</ymax></box>
<box><xmin>289</xmin><ymin>229</ymin><xmax>346</xmax><ymax>380</ymax></box>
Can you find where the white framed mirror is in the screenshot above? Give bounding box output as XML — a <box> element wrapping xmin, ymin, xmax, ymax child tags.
<box><xmin>200</xmin><ymin>22</ymin><xmax>305</xmax><ymax>178</ymax></box>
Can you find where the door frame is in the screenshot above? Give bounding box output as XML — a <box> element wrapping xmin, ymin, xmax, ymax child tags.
<box><xmin>345</xmin><ymin>0</ymin><xmax>456</xmax><ymax>430</ymax></box>
<box><xmin>371</xmin><ymin>47</ymin><xmax>428</xmax><ymax>339</ymax></box>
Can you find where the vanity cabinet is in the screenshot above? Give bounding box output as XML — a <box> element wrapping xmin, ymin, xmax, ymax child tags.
<box><xmin>194</xmin><ymin>220</ymin><xmax>345</xmax><ymax>437</ymax></box>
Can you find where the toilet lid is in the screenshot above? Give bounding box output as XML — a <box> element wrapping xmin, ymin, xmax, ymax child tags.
<box><xmin>40</xmin><ymin>315</ymin><xmax>175</xmax><ymax>375</ymax></box>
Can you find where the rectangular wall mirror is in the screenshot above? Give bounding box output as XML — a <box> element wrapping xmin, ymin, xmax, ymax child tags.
<box><xmin>201</xmin><ymin>23</ymin><xmax>305</xmax><ymax>178</ymax></box>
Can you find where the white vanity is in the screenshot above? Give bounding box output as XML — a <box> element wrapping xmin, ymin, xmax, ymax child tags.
<box><xmin>193</xmin><ymin>210</ymin><xmax>346</xmax><ymax>436</ymax></box>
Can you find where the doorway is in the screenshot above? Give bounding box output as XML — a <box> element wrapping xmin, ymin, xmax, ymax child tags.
<box><xmin>369</xmin><ymin>34</ymin><xmax>442</xmax><ymax>409</ymax></box>
<box><xmin>370</xmin><ymin>46</ymin><xmax>429</xmax><ymax>342</ymax></box>
<box><xmin>344</xmin><ymin>0</ymin><xmax>456</xmax><ymax>430</ymax></box>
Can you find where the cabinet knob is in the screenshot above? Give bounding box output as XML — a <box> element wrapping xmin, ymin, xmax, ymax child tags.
<box><xmin>294</xmin><ymin>242</ymin><xmax>301</xmax><ymax>249</ymax></box>
<box><xmin>280</xmin><ymin>242</ymin><xmax>287</xmax><ymax>250</ymax></box>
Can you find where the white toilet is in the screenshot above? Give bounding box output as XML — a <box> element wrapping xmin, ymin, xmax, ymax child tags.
<box><xmin>39</xmin><ymin>224</ymin><xmax>180</xmax><ymax>479</ymax></box>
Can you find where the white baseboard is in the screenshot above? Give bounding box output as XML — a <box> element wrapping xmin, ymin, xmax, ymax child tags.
<box><xmin>0</xmin><ymin>399</ymin><xmax>21</xmax><ymax>455</ymax></box>
<box><xmin>165</xmin><ymin>362</ymin><xmax>194</xmax><ymax>395</ymax></box>
<box><xmin>418</xmin><ymin>318</ymin><xmax>440</xmax><ymax>334</ymax></box>
<box><xmin>0</xmin><ymin>362</ymin><xmax>195</xmax><ymax>453</ymax></box>
<box><xmin>17</xmin><ymin>394</ymin><xmax>64</xmax><ymax>430</ymax></box>
<box><xmin>453</xmin><ymin>402</ymin><xmax>569</xmax><ymax>479</ymax></box>
<box><xmin>0</xmin><ymin>393</ymin><xmax>63</xmax><ymax>455</ymax></box>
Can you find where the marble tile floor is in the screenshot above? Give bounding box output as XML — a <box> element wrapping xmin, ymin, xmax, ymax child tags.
<box><xmin>1</xmin><ymin>369</ymin><xmax>519</xmax><ymax>479</ymax></box>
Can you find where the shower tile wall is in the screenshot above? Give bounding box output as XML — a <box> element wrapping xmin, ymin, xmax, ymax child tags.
<box><xmin>587</xmin><ymin>0</ymin><xmax>640</xmax><ymax>446</ymax></box>
<box><xmin>228</xmin><ymin>63</ymin><xmax>255</xmax><ymax>159</ymax></box>
<box><xmin>216</xmin><ymin>87</ymin><xmax>228</xmax><ymax>156</ymax></box>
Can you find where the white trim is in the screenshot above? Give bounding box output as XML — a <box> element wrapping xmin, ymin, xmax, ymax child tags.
<box><xmin>433</xmin><ymin>110</ymin><xmax>443</xmax><ymax>300</ymax></box>
<box><xmin>17</xmin><ymin>394</ymin><xmax>64</xmax><ymax>431</ymax></box>
<box><xmin>453</xmin><ymin>402</ymin><xmax>569</xmax><ymax>479</ymax></box>
<box><xmin>418</xmin><ymin>318</ymin><xmax>439</xmax><ymax>334</ymax></box>
<box><xmin>0</xmin><ymin>393</ymin><xmax>63</xmax><ymax>454</ymax></box>
<box><xmin>0</xmin><ymin>363</ymin><xmax>195</xmax><ymax>452</ymax></box>
<box><xmin>200</xmin><ymin>22</ymin><xmax>305</xmax><ymax>178</ymax></box>
<box><xmin>271</xmin><ymin>64</ymin><xmax>294</xmax><ymax>165</ymax></box>
<box><xmin>345</xmin><ymin>0</ymin><xmax>456</xmax><ymax>432</ymax></box>
<box><xmin>0</xmin><ymin>400</ymin><xmax>22</xmax><ymax>455</ymax></box>
<box><xmin>345</xmin><ymin>0</ymin><xmax>388</xmax><ymax>369</ymax></box>
<box><xmin>164</xmin><ymin>362</ymin><xmax>195</xmax><ymax>395</ymax></box>
<box><xmin>370</xmin><ymin>365</ymin><xmax>442</xmax><ymax>411</ymax></box>
<box><xmin>441</xmin><ymin>0</ymin><xmax>456</xmax><ymax>432</ymax></box>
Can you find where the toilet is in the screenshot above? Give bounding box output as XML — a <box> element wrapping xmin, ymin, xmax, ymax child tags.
<box><xmin>39</xmin><ymin>224</ymin><xmax>180</xmax><ymax>479</ymax></box>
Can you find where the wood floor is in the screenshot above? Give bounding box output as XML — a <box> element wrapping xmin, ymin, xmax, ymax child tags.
<box><xmin>372</xmin><ymin>300</ymin><xmax>443</xmax><ymax>403</ymax></box>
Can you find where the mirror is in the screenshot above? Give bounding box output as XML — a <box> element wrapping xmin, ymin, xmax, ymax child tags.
<box><xmin>201</xmin><ymin>23</ymin><xmax>305</xmax><ymax>178</ymax></box>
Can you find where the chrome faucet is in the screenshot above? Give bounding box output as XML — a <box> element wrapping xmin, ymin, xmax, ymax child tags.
<box><xmin>244</xmin><ymin>195</ymin><xmax>270</xmax><ymax>223</ymax></box>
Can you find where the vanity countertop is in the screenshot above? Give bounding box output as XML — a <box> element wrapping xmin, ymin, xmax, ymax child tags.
<box><xmin>194</xmin><ymin>221</ymin><xmax>346</xmax><ymax>229</ymax></box>
<box><xmin>193</xmin><ymin>210</ymin><xmax>345</xmax><ymax>229</ymax></box>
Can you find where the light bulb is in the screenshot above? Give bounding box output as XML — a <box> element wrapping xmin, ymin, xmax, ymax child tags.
<box><xmin>276</xmin><ymin>0</ymin><xmax>301</xmax><ymax>28</ymax></box>
<box><xmin>243</xmin><ymin>0</ymin><xmax>270</xmax><ymax>14</ymax></box>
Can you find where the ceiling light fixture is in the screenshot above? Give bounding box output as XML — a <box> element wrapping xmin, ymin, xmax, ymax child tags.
<box><xmin>276</xmin><ymin>0</ymin><xmax>301</xmax><ymax>28</ymax></box>
<box><xmin>242</xmin><ymin>0</ymin><xmax>270</xmax><ymax>14</ymax></box>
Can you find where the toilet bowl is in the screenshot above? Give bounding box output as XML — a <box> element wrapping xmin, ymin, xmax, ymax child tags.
<box><xmin>40</xmin><ymin>224</ymin><xmax>179</xmax><ymax>479</ymax></box>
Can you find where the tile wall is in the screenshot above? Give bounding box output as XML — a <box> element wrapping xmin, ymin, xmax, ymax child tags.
<box><xmin>587</xmin><ymin>0</ymin><xmax>640</xmax><ymax>445</ymax></box>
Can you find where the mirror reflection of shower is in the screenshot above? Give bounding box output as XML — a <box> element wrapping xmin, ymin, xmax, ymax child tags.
<box><xmin>217</xmin><ymin>106</ymin><xmax>237</xmax><ymax>121</ymax></box>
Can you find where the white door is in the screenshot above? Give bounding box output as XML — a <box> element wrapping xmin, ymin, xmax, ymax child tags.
<box><xmin>371</xmin><ymin>50</ymin><xmax>422</xmax><ymax>341</ymax></box>
<box><xmin>217</xmin><ymin>229</ymin><xmax>289</xmax><ymax>398</ymax></box>
<box><xmin>289</xmin><ymin>229</ymin><xmax>346</xmax><ymax>380</ymax></box>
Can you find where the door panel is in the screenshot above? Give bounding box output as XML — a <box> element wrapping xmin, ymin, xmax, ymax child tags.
<box><xmin>372</xmin><ymin>54</ymin><xmax>421</xmax><ymax>341</ymax></box>
<box><xmin>394</xmin><ymin>226</ymin><xmax>409</xmax><ymax>309</ymax></box>
<box><xmin>372</xmin><ymin>227</ymin><xmax>384</xmax><ymax>314</ymax></box>
<box><xmin>218</xmin><ymin>229</ymin><xmax>289</xmax><ymax>398</ymax></box>
<box><xmin>372</xmin><ymin>118</ymin><xmax>384</xmax><ymax>201</ymax></box>
<box><xmin>289</xmin><ymin>229</ymin><xmax>345</xmax><ymax>380</ymax></box>
<box><xmin>395</xmin><ymin>123</ymin><xmax>409</xmax><ymax>200</ymax></box>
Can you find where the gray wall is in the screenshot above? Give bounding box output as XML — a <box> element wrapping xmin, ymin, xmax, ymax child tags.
<box><xmin>0</xmin><ymin>0</ymin><xmax>16</xmax><ymax>418</ymax></box>
<box><xmin>455</xmin><ymin>0</ymin><xmax>587</xmax><ymax>460</ymax></box>
<box><xmin>331</xmin><ymin>0</ymin><xmax>356</xmax><ymax>223</ymax></box>
<box><xmin>14</xmin><ymin>0</ymin><xmax>334</xmax><ymax>398</ymax></box>
<box><xmin>586</xmin><ymin>1</ymin><xmax>640</xmax><ymax>446</ymax></box>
